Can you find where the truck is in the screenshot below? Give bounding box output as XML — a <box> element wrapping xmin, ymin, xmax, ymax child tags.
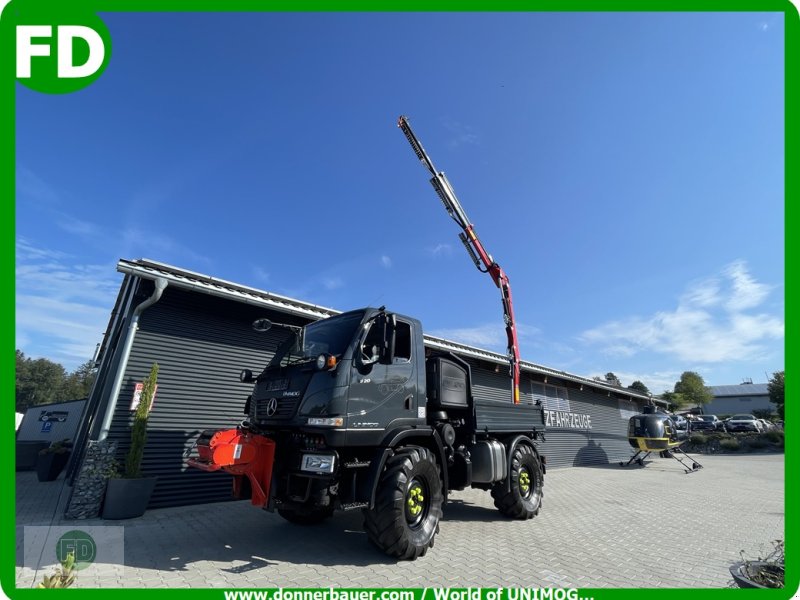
<box><xmin>188</xmin><ymin>117</ymin><xmax>545</xmax><ymax>559</ymax></box>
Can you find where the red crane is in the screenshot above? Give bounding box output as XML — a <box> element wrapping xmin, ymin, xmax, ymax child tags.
<box><xmin>398</xmin><ymin>115</ymin><xmax>522</xmax><ymax>404</ymax></box>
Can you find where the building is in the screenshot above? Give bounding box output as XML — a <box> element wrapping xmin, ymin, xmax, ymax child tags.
<box><xmin>65</xmin><ymin>258</ymin><xmax>662</xmax><ymax>512</ymax></box>
<box><xmin>16</xmin><ymin>399</ymin><xmax>87</xmax><ymax>444</ymax></box>
<box><xmin>705</xmin><ymin>383</ymin><xmax>773</xmax><ymax>416</ymax></box>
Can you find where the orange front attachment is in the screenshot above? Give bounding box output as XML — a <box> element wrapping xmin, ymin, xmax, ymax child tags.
<box><xmin>187</xmin><ymin>429</ymin><xmax>276</xmax><ymax>508</ymax></box>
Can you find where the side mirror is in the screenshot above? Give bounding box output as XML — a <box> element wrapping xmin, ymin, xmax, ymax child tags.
<box><xmin>364</xmin><ymin>345</ymin><xmax>380</xmax><ymax>365</ymax></box>
<box><xmin>252</xmin><ymin>318</ymin><xmax>273</xmax><ymax>332</ymax></box>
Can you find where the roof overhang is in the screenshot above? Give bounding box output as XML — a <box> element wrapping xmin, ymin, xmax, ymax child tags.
<box><xmin>118</xmin><ymin>258</ymin><xmax>663</xmax><ymax>406</ymax></box>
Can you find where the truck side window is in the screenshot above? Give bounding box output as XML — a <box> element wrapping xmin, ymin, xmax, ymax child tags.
<box><xmin>394</xmin><ymin>321</ymin><xmax>412</xmax><ymax>362</ymax></box>
<box><xmin>362</xmin><ymin>323</ymin><xmax>383</xmax><ymax>359</ymax></box>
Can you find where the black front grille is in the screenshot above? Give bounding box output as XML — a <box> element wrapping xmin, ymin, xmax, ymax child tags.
<box><xmin>252</xmin><ymin>396</ymin><xmax>300</xmax><ymax>421</ymax></box>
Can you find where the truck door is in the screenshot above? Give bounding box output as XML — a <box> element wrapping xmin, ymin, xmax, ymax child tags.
<box><xmin>347</xmin><ymin>317</ymin><xmax>419</xmax><ymax>444</ymax></box>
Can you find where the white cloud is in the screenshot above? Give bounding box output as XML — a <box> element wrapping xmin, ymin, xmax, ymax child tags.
<box><xmin>252</xmin><ymin>266</ymin><xmax>270</xmax><ymax>283</ymax></box>
<box><xmin>429</xmin><ymin>322</ymin><xmax>540</xmax><ymax>350</ymax></box>
<box><xmin>17</xmin><ymin>166</ymin><xmax>60</xmax><ymax>206</ymax></box>
<box><xmin>580</xmin><ymin>261</ymin><xmax>783</xmax><ymax>364</ymax></box>
<box><xmin>56</xmin><ymin>213</ymin><xmax>102</xmax><ymax>237</ymax></box>
<box><xmin>723</xmin><ymin>260</ymin><xmax>770</xmax><ymax>312</ymax></box>
<box><xmin>322</xmin><ymin>277</ymin><xmax>344</xmax><ymax>291</ymax></box>
<box><xmin>121</xmin><ymin>227</ymin><xmax>211</xmax><ymax>267</ymax></box>
<box><xmin>15</xmin><ymin>240</ymin><xmax>120</xmax><ymax>370</ymax></box>
<box><xmin>380</xmin><ymin>255</ymin><xmax>392</xmax><ymax>269</ymax></box>
<box><xmin>585</xmin><ymin>369</ymin><xmax>682</xmax><ymax>396</ymax></box>
<box><xmin>428</xmin><ymin>243</ymin><xmax>453</xmax><ymax>257</ymax></box>
<box><xmin>442</xmin><ymin>118</ymin><xmax>479</xmax><ymax>148</ymax></box>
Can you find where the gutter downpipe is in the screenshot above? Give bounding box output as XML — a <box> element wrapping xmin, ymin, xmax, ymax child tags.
<box><xmin>98</xmin><ymin>277</ymin><xmax>168</xmax><ymax>441</ymax></box>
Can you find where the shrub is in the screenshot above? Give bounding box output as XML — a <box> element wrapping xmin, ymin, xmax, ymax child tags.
<box><xmin>690</xmin><ymin>433</ymin><xmax>708</xmax><ymax>445</ymax></box>
<box><xmin>37</xmin><ymin>551</ymin><xmax>76</xmax><ymax>588</ymax></box>
<box><xmin>124</xmin><ymin>363</ymin><xmax>158</xmax><ymax>479</ymax></box>
<box><xmin>747</xmin><ymin>438</ymin><xmax>769</xmax><ymax>450</ymax></box>
<box><xmin>38</xmin><ymin>439</ymin><xmax>72</xmax><ymax>456</ymax></box>
<box><xmin>765</xmin><ymin>430</ymin><xmax>784</xmax><ymax>444</ymax></box>
<box><xmin>720</xmin><ymin>438</ymin><xmax>740</xmax><ymax>451</ymax></box>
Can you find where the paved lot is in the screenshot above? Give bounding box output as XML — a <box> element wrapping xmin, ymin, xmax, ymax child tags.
<box><xmin>15</xmin><ymin>453</ymin><xmax>784</xmax><ymax>589</ymax></box>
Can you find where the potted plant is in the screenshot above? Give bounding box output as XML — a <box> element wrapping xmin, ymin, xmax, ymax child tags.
<box><xmin>730</xmin><ymin>540</ymin><xmax>784</xmax><ymax>588</ymax></box>
<box><xmin>102</xmin><ymin>363</ymin><xmax>159</xmax><ymax>519</ymax></box>
<box><xmin>36</xmin><ymin>439</ymin><xmax>72</xmax><ymax>482</ymax></box>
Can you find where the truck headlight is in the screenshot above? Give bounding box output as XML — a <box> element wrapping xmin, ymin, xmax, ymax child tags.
<box><xmin>307</xmin><ymin>417</ymin><xmax>344</xmax><ymax>427</ymax></box>
<box><xmin>316</xmin><ymin>354</ymin><xmax>337</xmax><ymax>371</ymax></box>
<box><xmin>301</xmin><ymin>454</ymin><xmax>336</xmax><ymax>474</ymax></box>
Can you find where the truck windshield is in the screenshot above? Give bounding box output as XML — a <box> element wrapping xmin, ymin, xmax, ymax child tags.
<box><xmin>267</xmin><ymin>312</ymin><xmax>365</xmax><ymax>367</ymax></box>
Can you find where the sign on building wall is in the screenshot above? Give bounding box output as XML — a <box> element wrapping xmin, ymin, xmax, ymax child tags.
<box><xmin>130</xmin><ymin>383</ymin><xmax>157</xmax><ymax>412</ymax></box>
<box><xmin>544</xmin><ymin>409</ymin><xmax>592</xmax><ymax>429</ymax></box>
<box><xmin>38</xmin><ymin>410</ymin><xmax>69</xmax><ymax>422</ymax></box>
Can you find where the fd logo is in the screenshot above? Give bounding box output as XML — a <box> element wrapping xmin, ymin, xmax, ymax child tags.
<box><xmin>13</xmin><ymin>9</ymin><xmax>112</xmax><ymax>94</ymax></box>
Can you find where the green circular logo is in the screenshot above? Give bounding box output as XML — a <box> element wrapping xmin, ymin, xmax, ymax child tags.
<box><xmin>56</xmin><ymin>530</ymin><xmax>97</xmax><ymax>570</ymax></box>
<box><xmin>12</xmin><ymin>6</ymin><xmax>112</xmax><ymax>94</ymax></box>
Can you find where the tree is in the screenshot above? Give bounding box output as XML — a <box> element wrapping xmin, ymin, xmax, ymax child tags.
<box><xmin>752</xmin><ymin>408</ymin><xmax>774</xmax><ymax>421</ymax></box>
<box><xmin>768</xmin><ymin>370</ymin><xmax>784</xmax><ymax>420</ymax></box>
<box><xmin>628</xmin><ymin>380</ymin><xmax>650</xmax><ymax>395</ymax></box>
<box><xmin>673</xmin><ymin>371</ymin><xmax>712</xmax><ymax>408</ymax></box>
<box><xmin>15</xmin><ymin>354</ymin><xmax>68</xmax><ymax>412</ymax></box>
<box><xmin>61</xmin><ymin>360</ymin><xmax>97</xmax><ymax>401</ymax></box>
<box><xmin>661</xmin><ymin>390</ymin><xmax>686</xmax><ymax>410</ymax></box>
<box><xmin>15</xmin><ymin>351</ymin><xmax>97</xmax><ymax>413</ymax></box>
<box><xmin>604</xmin><ymin>372</ymin><xmax>622</xmax><ymax>387</ymax></box>
<box><xmin>125</xmin><ymin>363</ymin><xmax>158</xmax><ymax>479</ymax></box>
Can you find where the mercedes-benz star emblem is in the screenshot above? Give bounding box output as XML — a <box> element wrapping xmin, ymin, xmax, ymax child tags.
<box><xmin>266</xmin><ymin>397</ymin><xmax>279</xmax><ymax>417</ymax></box>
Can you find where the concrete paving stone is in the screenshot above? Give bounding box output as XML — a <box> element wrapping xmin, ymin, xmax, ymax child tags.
<box><xmin>15</xmin><ymin>453</ymin><xmax>785</xmax><ymax>589</ymax></box>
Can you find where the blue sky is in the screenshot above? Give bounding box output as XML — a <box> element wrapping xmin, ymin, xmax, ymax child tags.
<box><xmin>15</xmin><ymin>11</ymin><xmax>785</xmax><ymax>394</ymax></box>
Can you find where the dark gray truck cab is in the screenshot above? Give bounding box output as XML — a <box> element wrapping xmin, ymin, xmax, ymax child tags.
<box><xmin>236</xmin><ymin>307</ymin><xmax>545</xmax><ymax>559</ymax></box>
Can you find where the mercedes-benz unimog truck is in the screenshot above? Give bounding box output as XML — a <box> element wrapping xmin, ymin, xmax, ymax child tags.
<box><xmin>188</xmin><ymin>117</ymin><xmax>545</xmax><ymax>560</ymax></box>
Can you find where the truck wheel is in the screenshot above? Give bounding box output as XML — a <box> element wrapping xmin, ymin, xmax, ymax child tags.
<box><xmin>277</xmin><ymin>504</ymin><xmax>333</xmax><ymax>525</ymax></box>
<box><xmin>363</xmin><ymin>446</ymin><xmax>443</xmax><ymax>560</ymax></box>
<box><xmin>491</xmin><ymin>444</ymin><xmax>543</xmax><ymax>520</ymax></box>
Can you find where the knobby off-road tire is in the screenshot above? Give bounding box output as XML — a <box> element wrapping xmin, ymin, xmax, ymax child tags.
<box><xmin>491</xmin><ymin>444</ymin><xmax>543</xmax><ymax>519</ymax></box>
<box><xmin>277</xmin><ymin>504</ymin><xmax>334</xmax><ymax>525</ymax></box>
<box><xmin>363</xmin><ymin>446</ymin><xmax>444</xmax><ymax>560</ymax></box>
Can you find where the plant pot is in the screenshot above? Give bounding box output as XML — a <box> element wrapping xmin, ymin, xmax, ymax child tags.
<box><xmin>102</xmin><ymin>477</ymin><xmax>158</xmax><ymax>519</ymax></box>
<box><xmin>730</xmin><ymin>561</ymin><xmax>785</xmax><ymax>588</ymax></box>
<box><xmin>16</xmin><ymin>441</ymin><xmax>51</xmax><ymax>471</ymax></box>
<box><xmin>36</xmin><ymin>452</ymin><xmax>71</xmax><ymax>482</ymax></box>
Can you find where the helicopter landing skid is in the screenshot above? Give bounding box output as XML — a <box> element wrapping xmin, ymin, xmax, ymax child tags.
<box><xmin>619</xmin><ymin>447</ymin><xmax>703</xmax><ymax>473</ymax></box>
<box><xmin>619</xmin><ymin>450</ymin><xmax>651</xmax><ymax>467</ymax></box>
<box><xmin>668</xmin><ymin>446</ymin><xmax>704</xmax><ymax>474</ymax></box>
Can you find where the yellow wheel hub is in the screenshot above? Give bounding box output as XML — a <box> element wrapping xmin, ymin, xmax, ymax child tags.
<box><xmin>520</xmin><ymin>471</ymin><xmax>531</xmax><ymax>494</ymax></box>
<box><xmin>407</xmin><ymin>485</ymin><xmax>425</xmax><ymax>516</ymax></box>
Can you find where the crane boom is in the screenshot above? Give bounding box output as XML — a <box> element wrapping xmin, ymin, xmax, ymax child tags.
<box><xmin>398</xmin><ymin>115</ymin><xmax>521</xmax><ymax>404</ymax></box>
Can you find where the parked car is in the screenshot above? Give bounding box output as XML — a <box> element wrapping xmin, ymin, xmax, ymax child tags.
<box><xmin>758</xmin><ymin>419</ymin><xmax>775</xmax><ymax>432</ymax></box>
<box><xmin>726</xmin><ymin>414</ymin><xmax>763</xmax><ymax>433</ymax></box>
<box><xmin>669</xmin><ymin>414</ymin><xmax>689</xmax><ymax>438</ymax></box>
<box><xmin>691</xmin><ymin>414</ymin><xmax>726</xmax><ymax>432</ymax></box>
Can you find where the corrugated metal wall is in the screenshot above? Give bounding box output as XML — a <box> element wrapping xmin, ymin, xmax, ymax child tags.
<box><xmin>104</xmin><ymin>286</ymin><xmax>308</xmax><ymax>508</ymax></box>
<box><xmin>99</xmin><ymin>282</ymin><xmax>646</xmax><ymax>508</ymax></box>
<box><xmin>538</xmin><ymin>387</ymin><xmax>645</xmax><ymax>468</ymax></box>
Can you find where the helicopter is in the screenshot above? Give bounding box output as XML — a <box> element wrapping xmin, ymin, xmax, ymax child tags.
<box><xmin>620</xmin><ymin>406</ymin><xmax>703</xmax><ymax>473</ymax></box>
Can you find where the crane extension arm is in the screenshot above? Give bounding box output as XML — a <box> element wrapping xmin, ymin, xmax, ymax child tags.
<box><xmin>398</xmin><ymin>115</ymin><xmax>521</xmax><ymax>404</ymax></box>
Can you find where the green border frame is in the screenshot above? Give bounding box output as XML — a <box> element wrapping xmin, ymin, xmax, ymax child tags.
<box><xmin>2</xmin><ymin>1</ymin><xmax>795</xmax><ymax>598</ymax></box>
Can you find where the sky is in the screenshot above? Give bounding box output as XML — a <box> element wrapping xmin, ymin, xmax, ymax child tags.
<box><xmin>15</xmin><ymin>11</ymin><xmax>785</xmax><ymax>394</ymax></box>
